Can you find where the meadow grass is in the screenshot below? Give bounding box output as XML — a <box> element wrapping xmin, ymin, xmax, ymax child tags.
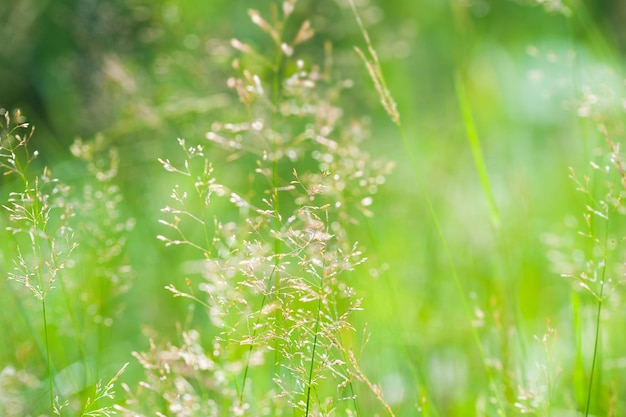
<box><xmin>2</xmin><ymin>0</ymin><xmax>626</xmax><ymax>416</ymax></box>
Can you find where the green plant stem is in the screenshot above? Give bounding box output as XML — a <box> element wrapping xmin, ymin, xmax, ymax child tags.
<box><xmin>33</xmin><ymin>179</ymin><xmax>56</xmax><ymax>413</ymax></box>
<box><xmin>239</xmin><ymin>331</ymin><xmax>256</xmax><ymax>406</ymax></box>
<box><xmin>582</xmin><ymin>144</ymin><xmax>612</xmax><ymax>416</ymax></box>
<box><xmin>584</xmin><ymin>285</ymin><xmax>604</xmax><ymax>416</ymax></box>
<box><xmin>571</xmin><ymin>291</ymin><xmax>586</xmax><ymax>407</ymax></box>
<box><xmin>305</xmin><ymin>291</ymin><xmax>323</xmax><ymax>416</ymax></box>
<box><xmin>453</xmin><ymin>72</ymin><xmax>499</xmax><ymax>227</ymax></box>
<box><xmin>238</xmin><ymin>265</ymin><xmax>279</xmax><ymax>407</ymax></box>
<box><xmin>585</xmin><ymin>256</ymin><xmax>606</xmax><ymax>416</ymax></box>
<box><xmin>42</xmin><ymin>298</ymin><xmax>54</xmax><ymax>414</ymax></box>
<box><xmin>269</xmin><ymin>27</ymin><xmax>286</xmax><ymax>408</ymax></box>
<box><xmin>271</xmin><ymin>42</ymin><xmax>285</xmax><ymax>294</ymax></box>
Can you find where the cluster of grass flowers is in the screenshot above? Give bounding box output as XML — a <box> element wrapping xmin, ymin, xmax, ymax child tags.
<box><xmin>114</xmin><ymin>1</ymin><xmax>393</xmax><ymax>416</ymax></box>
<box><xmin>0</xmin><ymin>109</ymin><xmax>131</xmax><ymax>415</ymax></box>
<box><xmin>1</xmin><ymin>109</ymin><xmax>76</xmax><ymax>414</ymax></box>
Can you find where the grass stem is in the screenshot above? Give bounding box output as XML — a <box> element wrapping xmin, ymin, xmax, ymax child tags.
<box><xmin>584</xmin><ymin>247</ymin><xmax>606</xmax><ymax>416</ymax></box>
<box><xmin>42</xmin><ymin>298</ymin><xmax>54</xmax><ymax>414</ymax></box>
<box><xmin>305</xmin><ymin>293</ymin><xmax>323</xmax><ymax>416</ymax></box>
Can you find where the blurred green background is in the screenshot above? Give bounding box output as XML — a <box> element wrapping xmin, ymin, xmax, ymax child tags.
<box><xmin>3</xmin><ymin>0</ymin><xmax>626</xmax><ymax>415</ymax></box>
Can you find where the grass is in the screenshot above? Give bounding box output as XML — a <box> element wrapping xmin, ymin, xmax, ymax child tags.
<box><xmin>3</xmin><ymin>0</ymin><xmax>626</xmax><ymax>415</ymax></box>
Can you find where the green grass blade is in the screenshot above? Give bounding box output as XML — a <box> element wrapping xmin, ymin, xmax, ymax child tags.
<box><xmin>454</xmin><ymin>71</ymin><xmax>500</xmax><ymax>229</ymax></box>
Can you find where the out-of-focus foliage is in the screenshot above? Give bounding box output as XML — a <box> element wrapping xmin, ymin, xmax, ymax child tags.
<box><xmin>3</xmin><ymin>0</ymin><xmax>626</xmax><ymax>415</ymax></box>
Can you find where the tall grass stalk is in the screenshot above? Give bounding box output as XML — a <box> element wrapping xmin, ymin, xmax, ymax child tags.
<box><xmin>305</xmin><ymin>278</ymin><xmax>323</xmax><ymax>416</ymax></box>
<box><xmin>41</xmin><ymin>297</ymin><xmax>54</xmax><ymax>413</ymax></box>
<box><xmin>0</xmin><ymin>110</ymin><xmax>66</xmax><ymax>414</ymax></box>
<box><xmin>550</xmin><ymin>128</ymin><xmax>626</xmax><ymax>415</ymax></box>
<box><xmin>583</xmin><ymin>130</ymin><xmax>623</xmax><ymax>416</ymax></box>
<box><xmin>453</xmin><ymin>72</ymin><xmax>500</xmax><ymax>228</ymax></box>
<box><xmin>585</xmin><ymin>270</ymin><xmax>604</xmax><ymax>417</ymax></box>
<box><xmin>561</xmin><ymin>5</ymin><xmax>626</xmax><ymax>408</ymax></box>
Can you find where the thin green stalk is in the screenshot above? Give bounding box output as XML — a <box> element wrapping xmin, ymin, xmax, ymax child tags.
<box><xmin>271</xmin><ymin>37</ymin><xmax>285</xmax><ymax>293</ymax></box>
<box><xmin>346</xmin><ymin>363</ymin><xmax>360</xmax><ymax>416</ymax></box>
<box><xmin>42</xmin><ymin>298</ymin><xmax>54</xmax><ymax>414</ymax></box>
<box><xmin>585</xmin><ymin>290</ymin><xmax>603</xmax><ymax>417</ymax></box>
<box><xmin>305</xmin><ymin>292</ymin><xmax>323</xmax><ymax>416</ymax></box>
<box><xmin>584</xmin><ymin>226</ymin><xmax>608</xmax><ymax>416</ymax></box>
<box><xmin>238</xmin><ymin>265</ymin><xmax>279</xmax><ymax>407</ymax></box>
<box><xmin>453</xmin><ymin>72</ymin><xmax>499</xmax><ymax>228</ymax></box>
<box><xmin>571</xmin><ymin>291</ymin><xmax>586</xmax><ymax>406</ymax></box>
<box><xmin>238</xmin><ymin>335</ymin><xmax>256</xmax><ymax>407</ymax></box>
<box><xmin>33</xmin><ymin>179</ymin><xmax>56</xmax><ymax>414</ymax></box>
<box><xmin>268</xmin><ymin>19</ymin><xmax>287</xmax><ymax>408</ymax></box>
